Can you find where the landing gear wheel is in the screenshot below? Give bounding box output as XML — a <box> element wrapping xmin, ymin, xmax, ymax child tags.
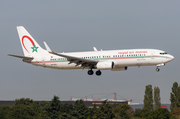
<box><xmin>96</xmin><ymin>70</ymin><xmax>102</xmax><ymax>76</ymax></box>
<box><xmin>156</xmin><ymin>68</ymin><xmax>160</xmax><ymax>72</ymax></box>
<box><xmin>88</xmin><ymin>70</ymin><xmax>94</xmax><ymax>75</ymax></box>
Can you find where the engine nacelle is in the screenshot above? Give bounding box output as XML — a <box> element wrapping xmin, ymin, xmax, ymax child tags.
<box><xmin>111</xmin><ymin>67</ymin><xmax>127</xmax><ymax>71</ymax></box>
<box><xmin>96</xmin><ymin>61</ymin><xmax>128</xmax><ymax>71</ymax></box>
<box><xmin>96</xmin><ymin>61</ymin><xmax>114</xmax><ymax>70</ymax></box>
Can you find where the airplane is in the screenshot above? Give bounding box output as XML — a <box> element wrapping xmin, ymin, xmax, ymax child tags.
<box><xmin>8</xmin><ymin>26</ymin><xmax>174</xmax><ymax>76</ymax></box>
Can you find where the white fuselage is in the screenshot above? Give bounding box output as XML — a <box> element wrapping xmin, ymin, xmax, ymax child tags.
<box><xmin>27</xmin><ymin>49</ymin><xmax>174</xmax><ymax>70</ymax></box>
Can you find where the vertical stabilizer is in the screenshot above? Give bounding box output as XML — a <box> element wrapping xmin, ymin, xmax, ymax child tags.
<box><xmin>17</xmin><ymin>26</ymin><xmax>47</xmax><ymax>56</ymax></box>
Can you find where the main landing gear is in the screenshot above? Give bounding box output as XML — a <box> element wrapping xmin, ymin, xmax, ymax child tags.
<box><xmin>88</xmin><ymin>70</ymin><xmax>102</xmax><ymax>76</ymax></box>
<box><xmin>88</xmin><ymin>70</ymin><xmax>94</xmax><ymax>75</ymax></box>
<box><xmin>156</xmin><ymin>67</ymin><xmax>160</xmax><ymax>72</ymax></box>
<box><xmin>96</xmin><ymin>70</ymin><xmax>102</xmax><ymax>76</ymax></box>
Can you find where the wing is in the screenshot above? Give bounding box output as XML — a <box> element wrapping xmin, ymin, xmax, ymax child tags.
<box><xmin>49</xmin><ymin>51</ymin><xmax>98</xmax><ymax>68</ymax></box>
<box><xmin>8</xmin><ymin>54</ymin><xmax>34</xmax><ymax>60</ymax></box>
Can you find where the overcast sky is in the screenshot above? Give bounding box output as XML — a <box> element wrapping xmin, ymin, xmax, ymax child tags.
<box><xmin>1</xmin><ymin>1</ymin><xmax>180</xmax><ymax>104</ymax></box>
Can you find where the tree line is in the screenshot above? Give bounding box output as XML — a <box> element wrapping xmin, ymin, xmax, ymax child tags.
<box><xmin>0</xmin><ymin>96</ymin><xmax>134</xmax><ymax>119</ymax></box>
<box><xmin>0</xmin><ymin>82</ymin><xmax>180</xmax><ymax>119</ymax></box>
<box><xmin>135</xmin><ymin>82</ymin><xmax>180</xmax><ymax>119</ymax></box>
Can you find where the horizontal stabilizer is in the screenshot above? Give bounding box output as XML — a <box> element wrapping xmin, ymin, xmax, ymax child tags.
<box><xmin>8</xmin><ymin>54</ymin><xmax>34</xmax><ymax>60</ymax></box>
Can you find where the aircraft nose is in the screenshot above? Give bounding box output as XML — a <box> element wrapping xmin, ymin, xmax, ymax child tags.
<box><xmin>169</xmin><ymin>55</ymin><xmax>174</xmax><ymax>61</ymax></box>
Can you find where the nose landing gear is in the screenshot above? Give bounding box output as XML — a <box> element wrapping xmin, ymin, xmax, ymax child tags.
<box><xmin>156</xmin><ymin>67</ymin><xmax>160</xmax><ymax>72</ymax></box>
<box><xmin>156</xmin><ymin>63</ymin><xmax>165</xmax><ymax>72</ymax></box>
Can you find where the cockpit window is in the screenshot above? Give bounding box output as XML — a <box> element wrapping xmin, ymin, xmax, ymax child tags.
<box><xmin>160</xmin><ymin>52</ymin><xmax>168</xmax><ymax>55</ymax></box>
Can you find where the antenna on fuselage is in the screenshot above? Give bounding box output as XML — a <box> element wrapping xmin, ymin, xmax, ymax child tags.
<box><xmin>93</xmin><ymin>47</ymin><xmax>98</xmax><ymax>51</ymax></box>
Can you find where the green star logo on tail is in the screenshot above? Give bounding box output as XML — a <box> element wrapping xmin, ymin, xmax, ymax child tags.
<box><xmin>31</xmin><ymin>45</ymin><xmax>39</xmax><ymax>52</ymax></box>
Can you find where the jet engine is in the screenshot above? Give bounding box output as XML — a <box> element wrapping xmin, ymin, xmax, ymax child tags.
<box><xmin>96</xmin><ymin>61</ymin><xmax>127</xmax><ymax>71</ymax></box>
<box><xmin>96</xmin><ymin>61</ymin><xmax>114</xmax><ymax>70</ymax></box>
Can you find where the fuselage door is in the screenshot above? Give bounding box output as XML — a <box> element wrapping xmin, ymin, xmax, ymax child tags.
<box><xmin>42</xmin><ymin>57</ymin><xmax>46</xmax><ymax>66</ymax></box>
<box><xmin>151</xmin><ymin>51</ymin><xmax>155</xmax><ymax>59</ymax></box>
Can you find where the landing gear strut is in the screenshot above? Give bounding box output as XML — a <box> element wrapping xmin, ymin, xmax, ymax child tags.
<box><xmin>88</xmin><ymin>70</ymin><xmax>94</xmax><ymax>75</ymax></box>
<box><xmin>96</xmin><ymin>70</ymin><xmax>102</xmax><ymax>76</ymax></box>
<box><xmin>156</xmin><ymin>67</ymin><xmax>160</xmax><ymax>72</ymax></box>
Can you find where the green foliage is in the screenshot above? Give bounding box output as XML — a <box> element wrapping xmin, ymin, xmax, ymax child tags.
<box><xmin>0</xmin><ymin>105</ymin><xmax>11</xmax><ymax>119</ymax></box>
<box><xmin>118</xmin><ymin>104</ymin><xmax>131</xmax><ymax>111</ymax></box>
<box><xmin>154</xmin><ymin>86</ymin><xmax>161</xmax><ymax>110</ymax></box>
<box><xmin>70</xmin><ymin>100</ymin><xmax>90</xmax><ymax>119</ymax></box>
<box><xmin>11</xmin><ymin>98</ymin><xmax>41</xmax><ymax>119</ymax></box>
<box><xmin>45</xmin><ymin>95</ymin><xmax>61</xmax><ymax>119</ymax></box>
<box><xmin>0</xmin><ymin>97</ymin><xmax>136</xmax><ymax>119</ymax></box>
<box><xmin>147</xmin><ymin>108</ymin><xmax>171</xmax><ymax>119</ymax></box>
<box><xmin>39</xmin><ymin>110</ymin><xmax>51</xmax><ymax>119</ymax></box>
<box><xmin>39</xmin><ymin>101</ymin><xmax>51</xmax><ymax>119</ymax></box>
<box><xmin>7</xmin><ymin>104</ymin><xmax>37</xmax><ymax>119</ymax></box>
<box><xmin>172</xmin><ymin>107</ymin><xmax>180</xmax><ymax>117</ymax></box>
<box><xmin>60</xmin><ymin>103</ymin><xmax>73</xmax><ymax>113</ymax></box>
<box><xmin>143</xmin><ymin>85</ymin><xmax>153</xmax><ymax>110</ymax></box>
<box><xmin>59</xmin><ymin>103</ymin><xmax>73</xmax><ymax>118</ymax></box>
<box><xmin>170</xmin><ymin>82</ymin><xmax>180</xmax><ymax>111</ymax></box>
<box><xmin>40</xmin><ymin>101</ymin><xmax>50</xmax><ymax>110</ymax></box>
<box><xmin>134</xmin><ymin>108</ymin><xmax>151</xmax><ymax>118</ymax></box>
<box><xmin>112</xmin><ymin>103</ymin><xmax>133</xmax><ymax>119</ymax></box>
<box><xmin>134</xmin><ymin>108</ymin><xmax>174</xmax><ymax>119</ymax></box>
<box><xmin>14</xmin><ymin>98</ymin><xmax>33</xmax><ymax>105</ymax></box>
<box><xmin>96</xmin><ymin>100</ymin><xmax>115</xmax><ymax>119</ymax></box>
<box><xmin>118</xmin><ymin>109</ymin><xmax>130</xmax><ymax>119</ymax></box>
<box><xmin>90</xmin><ymin>104</ymin><xmax>98</xmax><ymax>119</ymax></box>
<box><xmin>120</xmin><ymin>104</ymin><xmax>133</xmax><ymax>117</ymax></box>
<box><xmin>134</xmin><ymin>108</ymin><xmax>142</xmax><ymax>117</ymax></box>
<box><xmin>1</xmin><ymin>89</ymin><xmax>178</xmax><ymax>119</ymax></box>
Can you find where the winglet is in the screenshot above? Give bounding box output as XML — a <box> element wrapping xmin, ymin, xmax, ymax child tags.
<box><xmin>93</xmin><ymin>47</ymin><xmax>98</xmax><ymax>51</ymax></box>
<box><xmin>44</xmin><ymin>42</ymin><xmax>52</xmax><ymax>52</ymax></box>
